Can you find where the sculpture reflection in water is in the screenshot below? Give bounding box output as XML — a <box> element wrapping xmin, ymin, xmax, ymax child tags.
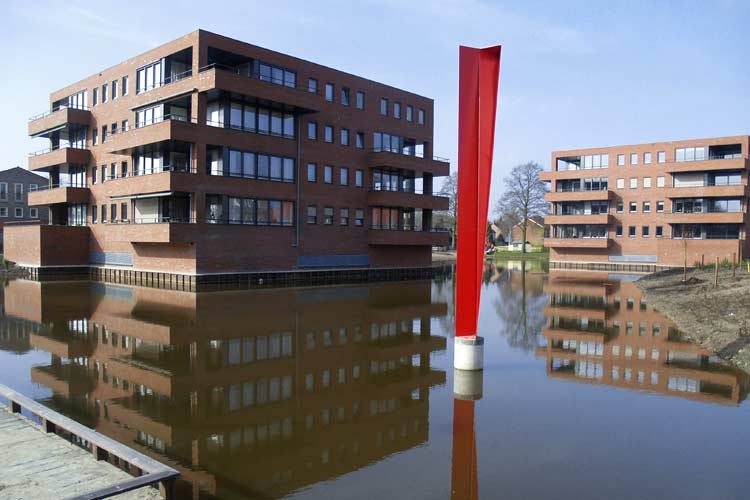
<box><xmin>3</xmin><ymin>279</ymin><xmax>448</xmax><ymax>499</ymax></box>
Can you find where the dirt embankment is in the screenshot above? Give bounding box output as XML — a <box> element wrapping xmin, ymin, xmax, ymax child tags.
<box><xmin>637</xmin><ymin>267</ymin><xmax>750</xmax><ymax>373</ymax></box>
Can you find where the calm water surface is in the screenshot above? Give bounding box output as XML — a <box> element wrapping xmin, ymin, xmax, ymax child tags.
<box><xmin>1</xmin><ymin>262</ymin><xmax>749</xmax><ymax>500</ymax></box>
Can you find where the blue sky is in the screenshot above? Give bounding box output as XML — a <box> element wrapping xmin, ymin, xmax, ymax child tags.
<box><xmin>1</xmin><ymin>0</ymin><xmax>749</xmax><ymax>208</ymax></box>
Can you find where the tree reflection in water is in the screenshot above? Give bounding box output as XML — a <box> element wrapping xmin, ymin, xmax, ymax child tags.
<box><xmin>490</xmin><ymin>260</ymin><xmax>547</xmax><ymax>352</ymax></box>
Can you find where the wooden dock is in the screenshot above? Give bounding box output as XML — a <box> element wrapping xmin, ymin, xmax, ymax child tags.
<box><xmin>0</xmin><ymin>384</ymin><xmax>178</xmax><ymax>499</ymax></box>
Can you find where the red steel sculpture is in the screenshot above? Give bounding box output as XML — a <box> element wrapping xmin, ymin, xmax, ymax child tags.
<box><xmin>456</xmin><ymin>45</ymin><xmax>502</xmax><ymax>338</ymax></box>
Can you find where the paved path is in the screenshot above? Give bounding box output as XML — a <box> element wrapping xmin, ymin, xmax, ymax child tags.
<box><xmin>0</xmin><ymin>407</ymin><xmax>161</xmax><ymax>500</ymax></box>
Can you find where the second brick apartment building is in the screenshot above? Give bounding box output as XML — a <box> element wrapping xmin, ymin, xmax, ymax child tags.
<box><xmin>542</xmin><ymin>135</ymin><xmax>749</xmax><ymax>269</ymax></box>
<box><xmin>10</xmin><ymin>29</ymin><xmax>449</xmax><ymax>283</ymax></box>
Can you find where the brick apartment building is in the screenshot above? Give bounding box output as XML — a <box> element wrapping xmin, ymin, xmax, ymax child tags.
<box><xmin>542</xmin><ymin>136</ymin><xmax>749</xmax><ymax>269</ymax></box>
<box><xmin>0</xmin><ymin>167</ymin><xmax>49</xmax><ymax>250</ymax></box>
<box><xmin>9</xmin><ymin>29</ymin><xmax>449</xmax><ymax>282</ymax></box>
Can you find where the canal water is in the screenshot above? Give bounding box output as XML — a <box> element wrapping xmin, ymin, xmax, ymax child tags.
<box><xmin>1</xmin><ymin>262</ymin><xmax>749</xmax><ymax>499</ymax></box>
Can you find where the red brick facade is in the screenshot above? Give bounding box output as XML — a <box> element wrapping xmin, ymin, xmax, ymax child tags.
<box><xmin>542</xmin><ymin>136</ymin><xmax>750</xmax><ymax>268</ymax></box>
<box><xmin>13</xmin><ymin>30</ymin><xmax>449</xmax><ymax>275</ymax></box>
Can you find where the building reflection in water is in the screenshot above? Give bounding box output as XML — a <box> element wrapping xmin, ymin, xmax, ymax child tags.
<box><xmin>4</xmin><ymin>279</ymin><xmax>448</xmax><ymax>499</ymax></box>
<box><xmin>538</xmin><ymin>270</ymin><xmax>750</xmax><ymax>406</ymax></box>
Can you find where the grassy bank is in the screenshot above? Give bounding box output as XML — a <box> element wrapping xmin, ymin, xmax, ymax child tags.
<box><xmin>490</xmin><ymin>250</ymin><xmax>549</xmax><ymax>261</ymax></box>
<box><xmin>637</xmin><ymin>266</ymin><xmax>750</xmax><ymax>373</ymax></box>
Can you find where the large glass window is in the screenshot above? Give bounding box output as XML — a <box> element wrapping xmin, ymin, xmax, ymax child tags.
<box><xmin>207</xmin><ymin>100</ymin><xmax>294</xmax><ymax>138</ymax></box>
<box><xmin>356</xmin><ymin>91</ymin><xmax>365</xmax><ymax>109</ymax></box>
<box><xmin>206</xmin><ymin>195</ymin><xmax>293</xmax><ymax>226</ymax></box>
<box><xmin>137</xmin><ymin>60</ymin><xmax>163</xmax><ymax>94</ymax></box>
<box><xmin>675</xmin><ymin>146</ymin><xmax>708</xmax><ymax>162</ymax></box>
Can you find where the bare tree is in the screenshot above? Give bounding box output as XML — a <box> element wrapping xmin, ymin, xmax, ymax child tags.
<box><xmin>437</xmin><ymin>171</ymin><xmax>458</xmax><ymax>249</ymax></box>
<box><xmin>494</xmin><ymin>162</ymin><xmax>547</xmax><ymax>253</ymax></box>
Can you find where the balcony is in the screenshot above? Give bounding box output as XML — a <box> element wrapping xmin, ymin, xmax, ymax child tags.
<box><xmin>546</xmin><ymin>190</ymin><xmax>611</xmax><ymax>202</ymax></box>
<box><xmin>545</xmin><ymin>214</ymin><xmax>612</xmax><ymax>225</ymax></box>
<box><xmin>105</xmin><ymin>117</ymin><xmax>193</xmax><ymax>154</ymax></box>
<box><xmin>106</xmin><ymin>219</ymin><xmax>197</xmax><ymax>244</ymax></box>
<box><xmin>28</xmin><ymin>107</ymin><xmax>91</xmax><ymax>138</ymax></box>
<box><xmin>28</xmin><ymin>146</ymin><xmax>90</xmax><ymax>172</ymax></box>
<box><xmin>367</xmin><ymin>149</ymin><xmax>450</xmax><ymax>177</ymax></box>
<box><xmin>104</xmin><ymin>167</ymin><xmax>197</xmax><ymax>199</ymax></box>
<box><xmin>368</xmin><ymin>227</ymin><xmax>450</xmax><ymax>247</ymax></box>
<box><xmin>661</xmin><ymin>184</ymin><xmax>748</xmax><ymax>199</ymax></box>
<box><xmin>197</xmin><ymin>64</ymin><xmax>321</xmax><ymax>112</ymax></box>
<box><xmin>664</xmin><ymin>212</ymin><xmax>745</xmax><ymax>224</ymax></box>
<box><xmin>664</xmin><ymin>156</ymin><xmax>748</xmax><ymax>173</ymax></box>
<box><xmin>3</xmin><ymin>224</ymin><xmax>90</xmax><ymax>267</ymax></box>
<box><xmin>544</xmin><ymin>237</ymin><xmax>611</xmax><ymax>249</ymax></box>
<box><xmin>367</xmin><ymin>189</ymin><xmax>449</xmax><ymax>211</ymax></box>
<box><xmin>28</xmin><ymin>185</ymin><xmax>90</xmax><ymax>207</ymax></box>
<box><xmin>540</xmin><ymin>169</ymin><xmax>609</xmax><ymax>181</ymax></box>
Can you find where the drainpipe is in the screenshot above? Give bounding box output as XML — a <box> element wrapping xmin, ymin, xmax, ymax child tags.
<box><xmin>294</xmin><ymin>114</ymin><xmax>301</xmax><ymax>248</ymax></box>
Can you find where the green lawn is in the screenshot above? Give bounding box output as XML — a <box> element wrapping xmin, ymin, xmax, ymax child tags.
<box><xmin>490</xmin><ymin>250</ymin><xmax>549</xmax><ymax>260</ymax></box>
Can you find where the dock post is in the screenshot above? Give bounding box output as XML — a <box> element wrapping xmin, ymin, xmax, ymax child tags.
<box><xmin>733</xmin><ymin>252</ymin><xmax>737</xmax><ymax>279</ymax></box>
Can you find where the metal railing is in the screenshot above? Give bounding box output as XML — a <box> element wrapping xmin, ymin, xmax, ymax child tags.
<box><xmin>29</xmin><ymin>105</ymin><xmax>90</xmax><ymax>122</ymax></box>
<box><xmin>106</xmin><ymin>217</ymin><xmax>195</xmax><ymax>225</ymax></box>
<box><xmin>29</xmin><ymin>182</ymin><xmax>88</xmax><ymax>192</ymax></box>
<box><xmin>547</xmin><ymin>152</ymin><xmax>749</xmax><ymax>173</ymax></box>
<box><xmin>0</xmin><ymin>383</ymin><xmax>179</xmax><ymax>500</ymax></box>
<box><xmin>134</xmin><ymin>69</ymin><xmax>193</xmax><ymax>95</ymax></box>
<box><xmin>29</xmin><ymin>144</ymin><xmax>88</xmax><ymax>157</ymax></box>
<box><xmin>205</xmin><ymin>217</ymin><xmax>294</xmax><ymax>226</ymax></box>
<box><xmin>198</xmin><ymin>63</ymin><xmax>320</xmax><ymax>96</ymax></box>
<box><xmin>368</xmin><ymin>147</ymin><xmax>450</xmax><ymax>163</ymax></box>
<box><xmin>369</xmin><ymin>187</ymin><xmax>447</xmax><ymax>196</ymax></box>
<box><xmin>369</xmin><ymin>224</ymin><xmax>449</xmax><ymax>232</ymax></box>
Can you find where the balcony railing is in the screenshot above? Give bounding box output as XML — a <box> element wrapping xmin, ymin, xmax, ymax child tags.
<box><xmin>554</xmin><ymin>186</ymin><xmax>608</xmax><ymax>193</ymax></box>
<box><xmin>29</xmin><ymin>182</ymin><xmax>88</xmax><ymax>191</ymax></box>
<box><xmin>368</xmin><ymin>147</ymin><xmax>450</xmax><ymax>163</ymax></box>
<box><xmin>28</xmin><ymin>105</ymin><xmax>90</xmax><ymax>122</ymax></box>
<box><xmin>198</xmin><ymin>63</ymin><xmax>321</xmax><ymax>96</ymax></box>
<box><xmin>28</xmin><ymin>144</ymin><xmax>88</xmax><ymax>157</ymax></box>
<box><xmin>205</xmin><ymin>217</ymin><xmax>294</xmax><ymax>227</ymax></box>
<box><xmin>106</xmin><ymin>217</ymin><xmax>195</xmax><ymax>225</ymax></box>
<box><xmin>135</xmin><ymin>69</ymin><xmax>194</xmax><ymax>95</ymax></box>
<box><xmin>370</xmin><ymin>225</ymin><xmax>449</xmax><ymax>232</ymax></box>
<box><xmin>370</xmin><ymin>187</ymin><xmax>435</xmax><ymax>195</ymax></box>
<box><xmin>205</xmin><ymin>118</ymin><xmax>295</xmax><ymax>140</ymax></box>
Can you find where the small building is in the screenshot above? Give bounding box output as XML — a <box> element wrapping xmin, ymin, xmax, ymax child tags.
<box><xmin>0</xmin><ymin>167</ymin><xmax>49</xmax><ymax>251</ymax></box>
<box><xmin>510</xmin><ymin>217</ymin><xmax>544</xmax><ymax>247</ymax></box>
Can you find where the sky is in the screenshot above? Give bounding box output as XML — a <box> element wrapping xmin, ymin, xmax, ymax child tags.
<box><xmin>1</xmin><ymin>0</ymin><xmax>749</xmax><ymax>210</ymax></box>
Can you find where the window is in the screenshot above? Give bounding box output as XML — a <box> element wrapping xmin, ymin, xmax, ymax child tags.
<box><xmin>617</xmin><ymin>154</ymin><xmax>625</xmax><ymax>166</ymax></box>
<box><xmin>356</xmin><ymin>132</ymin><xmax>364</xmax><ymax>149</ymax></box>
<box><xmin>110</xmin><ymin>203</ymin><xmax>117</xmax><ymax>221</ymax></box>
<box><xmin>355</xmin><ymin>209</ymin><xmax>364</xmax><ymax>226</ymax></box>
<box><xmin>122</xmin><ymin>119</ymin><xmax>128</xmax><ymax>132</ymax></box>
<box><xmin>102</xmin><ymin>83</ymin><xmax>108</xmax><ymax>103</ymax></box>
<box><xmin>93</xmin><ymin>88</ymin><xmax>98</xmax><ymax>106</ymax></box>
<box><xmin>92</xmin><ymin>166</ymin><xmax>97</xmax><ymax>184</ymax></box>
<box><xmin>0</xmin><ymin>183</ymin><xmax>6</xmax><ymax>201</ymax></box>
<box><xmin>30</xmin><ymin>208</ymin><xmax>38</xmax><ymax>218</ymax></box>
<box><xmin>356</xmin><ymin>91</ymin><xmax>365</xmax><ymax>109</ymax></box>
<box><xmin>137</xmin><ymin>60</ymin><xmax>163</xmax><ymax>94</ymax></box>
<box><xmin>643</xmin><ymin>201</ymin><xmax>651</xmax><ymax>213</ymax></box>
<box><xmin>14</xmin><ymin>183</ymin><xmax>23</xmax><ymax>202</ymax></box>
<box><xmin>101</xmin><ymin>125</ymin><xmax>107</xmax><ymax>143</ymax></box>
<box><xmin>644</xmin><ymin>152</ymin><xmax>652</xmax><ymax>164</ymax></box>
<box><xmin>111</xmin><ymin>80</ymin><xmax>118</xmax><ymax>99</ymax></box>
<box><xmin>657</xmin><ymin>176</ymin><xmax>665</xmax><ymax>187</ymax></box>
<box><xmin>629</xmin><ymin>226</ymin><xmax>636</xmax><ymax>237</ymax></box>
<box><xmin>101</xmin><ymin>204</ymin><xmax>107</xmax><ymax>223</ymax></box>
<box><xmin>14</xmin><ymin>207</ymin><xmax>23</xmax><ymax>218</ymax></box>
<box><xmin>110</xmin><ymin>163</ymin><xmax>116</xmax><ymax>180</ymax></box>
<box><xmin>93</xmin><ymin>128</ymin><xmax>98</xmax><ymax>146</ymax></box>
<box><xmin>324</xmin><ymin>207</ymin><xmax>334</xmax><ymax>225</ymax></box>
<box><xmin>122</xmin><ymin>76</ymin><xmax>129</xmax><ymax>96</ymax></box>
<box><xmin>616</xmin><ymin>178</ymin><xmax>624</xmax><ymax>189</ymax></box>
<box><xmin>656</xmin><ymin>226</ymin><xmax>663</xmax><ymax>238</ymax></box>
<box><xmin>629</xmin><ymin>202</ymin><xmax>637</xmax><ymax>213</ymax></box>
<box><xmin>307</xmin><ymin>163</ymin><xmax>317</xmax><ymax>182</ymax></box>
<box><xmin>355</xmin><ymin>169</ymin><xmax>364</xmax><ymax>187</ymax></box>
<box><xmin>394</xmin><ymin>102</ymin><xmax>401</xmax><ymax>119</ymax></box>
<box><xmin>0</xmin><ymin>207</ymin><xmax>6</xmax><ymax>217</ymax></box>
<box><xmin>341</xmin><ymin>87</ymin><xmax>350</xmax><ymax>106</ymax></box>
<box><xmin>324</xmin><ymin>165</ymin><xmax>333</xmax><ymax>184</ymax></box>
<box><xmin>642</xmin><ymin>226</ymin><xmax>650</xmax><ymax>237</ymax></box>
<box><xmin>101</xmin><ymin>165</ymin><xmax>107</xmax><ymax>183</ymax></box>
<box><xmin>341</xmin><ymin>128</ymin><xmax>350</xmax><ymax>146</ymax></box>
<box><xmin>630</xmin><ymin>178</ymin><xmax>637</xmax><ymax>189</ymax></box>
<box><xmin>616</xmin><ymin>201</ymin><xmax>624</xmax><ymax>213</ymax></box>
<box><xmin>340</xmin><ymin>167</ymin><xmax>349</xmax><ymax>186</ymax></box>
<box><xmin>307</xmin><ymin>205</ymin><xmax>317</xmax><ymax>224</ymax></box>
<box><xmin>658</xmin><ymin>151</ymin><xmax>666</xmax><ymax>163</ymax></box>
<box><xmin>308</xmin><ymin>78</ymin><xmax>318</xmax><ymax>94</ymax></box>
<box><xmin>418</xmin><ymin>108</ymin><xmax>425</xmax><ymax>124</ymax></box>
<box><xmin>111</xmin><ymin>121</ymin><xmax>118</xmax><ymax>135</ymax></box>
<box><xmin>630</xmin><ymin>153</ymin><xmax>638</xmax><ymax>165</ymax></box>
<box><xmin>340</xmin><ymin>208</ymin><xmax>349</xmax><ymax>225</ymax></box>
<box><xmin>643</xmin><ymin>177</ymin><xmax>652</xmax><ymax>188</ymax></box>
<box><xmin>324</xmin><ymin>125</ymin><xmax>334</xmax><ymax>143</ymax></box>
<box><xmin>121</xmin><ymin>203</ymin><xmax>128</xmax><ymax>221</ymax></box>
<box><xmin>92</xmin><ymin>205</ymin><xmax>97</xmax><ymax>223</ymax></box>
<box><xmin>325</xmin><ymin>83</ymin><xmax>334</xmax><ymax>102</ymax></box>
<box><xmin>616</xmin><ymin>225</ymin><xmax>623</xmax><ymax>237</ymax></box>
<box><xmin>121</xmin><ymin>161</ymin><xmax>128</xmax><ymax>178</ymax></box>
<box><xmin>308</xmin><ymin>121</ymin><xmax>317</xmax><ymax>140</ymax></box>
<box><xmin>675</xmin><ymin>146</ymin><xmax>707</xmax><ymax>162</ymax></box>
<box><xmin>380</xmin><ymin>98</ymin><xmax>388</xmax><ymax>116</ymax></box>
<box><xmin>406</xmin><ymin>105</ymin><xmax>413</xmax><ymax>122</ymax></box>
